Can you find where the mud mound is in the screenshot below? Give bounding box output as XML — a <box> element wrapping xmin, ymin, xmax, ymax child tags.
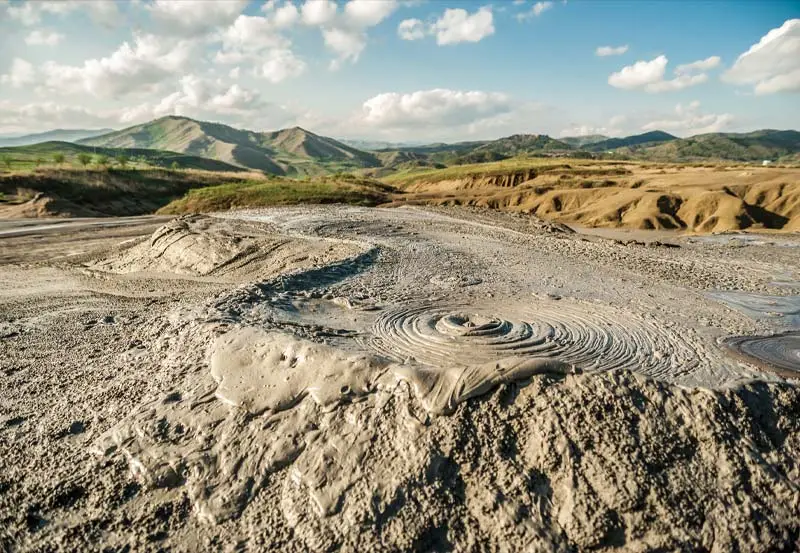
<box><xmin>88</xmin><ymin>214</ymin><xmax>364</xmax><ymax>281</ymax></box>
<box><xmin>97</xmin><ymin>317</ymin><xmax>800</xmax><ymax>551</ymax></box>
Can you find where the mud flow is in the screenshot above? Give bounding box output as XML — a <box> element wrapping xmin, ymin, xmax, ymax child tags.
<box><xmin>2</xmin><ymin>208</ymin><xmax>799</xmax><ymax>552</ymax></box>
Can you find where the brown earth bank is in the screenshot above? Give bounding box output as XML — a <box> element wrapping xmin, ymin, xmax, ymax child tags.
<box><xmin>387</xmin><ymin>163</ymin><xmax>800</xmax><ymax>233</ymax></box>
<box><xmin>1</xmin><ymin>207</ymin><xmax>798</xmax><ymax>552</ymax></box>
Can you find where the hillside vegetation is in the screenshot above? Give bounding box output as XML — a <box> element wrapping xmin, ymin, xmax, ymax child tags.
<box><xmin>0</xmin><ymin>141</ymin><xmax>242</xmax><ymax>172</ymax></box>
<box><xmin>159</xmin><ymin>175</ymin><xmax>395</xmax><ymax>214</ymax></box>
<box><xmin>0</xmin><ymin>167</ymin><xmax>258</xmax><ymax>217</ymax></box>
<box><xmin>626</xmin><ymin>130</ymin><xmax>800</xmax><ymax>162</ymax></box>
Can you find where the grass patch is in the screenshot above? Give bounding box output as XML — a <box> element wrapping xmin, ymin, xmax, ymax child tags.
<box><xmin>159</xmin><ymin>176</ymin><xmax>395</xmax><ymax>214</ymax></box>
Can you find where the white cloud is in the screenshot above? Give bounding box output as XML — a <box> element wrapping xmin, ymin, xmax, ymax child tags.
<box><xmin>432</xmin><ymin>6</ymin><xmax>494</xmax><ymax>45</ymax></box>
<box><xmin>218</xmin><ymin>14</ymin><xmax>290</xmax><ymax>54</ymax></box>
<box><xmin>323</xmin><ymin>28</ymin><xmax>366</xmax><ymax>69</ymax></box>
<box><xmin>517</xmin><ymin>1</ymin><xmax>553</xmax><ymax>21</ymax></box>
<box><xmin>641</xmin><ymin>101</ymin><xmax>734</xmax><ymax>135</ymax></box>
<box><xmin>300</xmin><ymin>0</ymin><xmax>338</xmax><ymax>26</ymax></box>
<box><xmin>723</xmin><ymin>19</ymin><xmax>800</xmax><ymax>95</ymax></box>
<box><xmin>609</xmin><ymin>54</ymin><xmax>718</xmax><ymax>92</ymax></box>
<box><xmin>273</xmin><ymin>2</ymin><xmax>300</xmax><ymax>27</ymax></box>
<box><xmin>0</xmin><ymin>100</ymin><xmax>121</xmax><ymax>134</ymax></box>
<box><xmin>129</xmin><ymin>75</ymin><xmax>267</xmax><ymax>122</ymax></box>
<box><xmin>39</xmin><ymin>34</ymin><xmax>195</xmax><ymax>98</ymax></box>
<box><xmin>5</xmin><ymin>0</ymin><xmax>119</xmax><ymax>27</ymax></box>
<box><xmin>1</xmin><ymin>58</ymin><xmax>36</xmax><ymax>88</ymax></box>
<box><xmin>596</xmin><ymin>45</ymin><xmax>628</xmax><ymax>57</ymax></box>
<box><xmin>645</xmin><ymin>73</ymin><xmax>708</xmax><ymax>93</ymax></box>
<box><xmin>398</xmin><ymin>18</ymin><xmax>425</xmax><ymax>41</ymax></box>
<box><xmin>361</xmin><ymin>88</ymin><xmax>512</xmax><ymax>128</ymax></box>
<box><xmin>344</xmin><ymin>0</ymin><xmax>397</xmax><ymax>27</ymax></box>
<box><xmin>675</xmin><ymin>56</ymin><xmax>720</xmax><ymax>74</ymax></box>
<box><xmin>258</xmin><ymin>49</ymin><xmax>307</xmax><ymax>82</ymax></box>
<box><xmin>147</xmin><ymin>0</ymin><xmax>248</xmax><ymax>36</ymax></box>
<box><xmin>609</xmin><ymin>55</ymin><xmax>668</xmax><ymax>89</ymax></box>
<box><xmin>25</xmin><ymin>29</ymin><xmax>65</xmax><ymax>46</ymax></box>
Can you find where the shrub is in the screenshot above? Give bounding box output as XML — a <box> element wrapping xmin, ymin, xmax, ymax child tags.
<box><xmin>77</xmin><ymin>153</ymin><xmax>92</xmax><ymax>167</ymax></box>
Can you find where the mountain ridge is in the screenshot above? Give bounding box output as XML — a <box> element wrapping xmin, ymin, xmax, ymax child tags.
<box><xmin>79</xmin><ymin>116</ymin><xmax>381</xmax><ymax>176</ymax></box>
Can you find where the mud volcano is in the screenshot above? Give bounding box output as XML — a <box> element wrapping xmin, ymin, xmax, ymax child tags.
<box><xmin>369</xmin><ymin>301</ymin><xmax>706</xmax><ymax>378</ymax></box>
<box><xmin>3</xmin><ymin>209</ymin><xmax>800</xmax><ymax>552</ymax></box>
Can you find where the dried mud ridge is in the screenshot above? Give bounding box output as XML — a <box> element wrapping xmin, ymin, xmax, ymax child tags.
<box><xmin>4</xmin><ymin>210</ymin><xmax>799</xmax><ymax>552</ymax></box>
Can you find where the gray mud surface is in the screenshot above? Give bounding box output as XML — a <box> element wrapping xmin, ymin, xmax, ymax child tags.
<box><xmin>1</xmin><ymin>207</ymin><xmax>799</xmax><ymax>552</ymax></box>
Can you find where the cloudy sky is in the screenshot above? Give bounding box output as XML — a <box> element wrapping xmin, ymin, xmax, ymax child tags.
<box><xmin>0</xmin><ymin>0</ymin><xmax>798</xmax><ymax>141</ymax></box>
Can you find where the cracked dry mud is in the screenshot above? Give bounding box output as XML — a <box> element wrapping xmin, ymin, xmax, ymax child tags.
<box><xmin>1</xmin><ymin>207</ymin><xmax>799</xmax><ymax>552</ymax></box>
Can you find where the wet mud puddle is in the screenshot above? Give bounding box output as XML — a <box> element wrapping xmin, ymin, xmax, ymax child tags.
<box><xmin>708</xmin><ymin>290</ymin><xmax>800</xmax><ymax>374</ymax></box>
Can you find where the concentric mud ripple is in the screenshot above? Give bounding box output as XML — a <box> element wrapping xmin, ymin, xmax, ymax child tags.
<box><xmin>369</xmin><ymin>299</ymin><xmax>707</xmax><ymax>379</ymax></box>
<box><xmin>724</xmin><ymin>332</ymin><xmax>800</xmax><ymax>376</ymax></box>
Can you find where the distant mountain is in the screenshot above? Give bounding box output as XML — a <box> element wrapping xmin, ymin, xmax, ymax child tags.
<box><xmin>0</xmin><ymin>141</ymin><xmax>243</xmax><ymax>172</ymax></box>
<box><xmin>560</xmin><ymin>135</ymin><xmax>609</xmax><ymax>148</ymax></box>
<box><xmin>0</xmin><ymin>128</ymin><xmax>114</xmax><ymax>147</ymax></box>
<box><xmin>630</xmin><ymin>130</ymin><xmax>800</xmax><ymax>162</ymax></box>
<box><xmin>473</xmin><ymin>134</ymin><xmax>573</xmax><ymax>155</ymax></box>
<box><xmin>79</xmin><ymin>116</ymin><xmax>381</xmax><ymax>176</ymax></box>
<box><xmin>339</xmin><ymin>139</ymin><xmax>428</xmax><ymax>151</ymax></box>
<box><xmin>587</xmin><ymin>131</ymin><xmax>677</xmax><ymax>152</ymax></box>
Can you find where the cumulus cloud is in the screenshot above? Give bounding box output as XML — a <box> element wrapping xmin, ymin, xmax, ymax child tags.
<box><xmin>258</xmin><ymin>49</ymin><xmax>307</xmax><ymax>83</ymax></box>
<box><xmin>25</xmin><ymin>29</ymin><xmax>65</xmax><ymax>46</ymax></box>
<box><xmin>147</xmin><ymin>0</ymin><xmax>248</xmax><ymax>36</ymax></box>
<box><xmin>723</xmin><ymin>19</ymin><xmax>800</xmax><ymax>95</ymax></box>
<box><xmin>641</xmin><ymin>101</ymin><xmax>734</xmax><ymax>135</ymax></box>
<box><xmin>516</xmin><ymin>1</ymin><xmax>553</xmax><ymax>22</ymax></box>
<box><xmin>676</xmin><ymin>56</ymin><xmax>720</xmax><ymax>74</ymax></box>
<box><xmin>38</xmin><ymin>33</ymin><xmax>195</xmax><ymax>98</ymax></box>
<box><xmin>398</xmin><ymin>18</ymin><xmax>425</xmax><ymax>41</ymax></box>
<box><xmin>0</xmin><ymin>100</ymin><xmax>121</xmax><ymax>135</ymax></box>
<box><xmin>361</xmin><ymin>88</ymin><xmax>512</xmax><ymax>129</ymax></box>
<box><xmin>323</xmin><ymin>27</ymin><xmax>367</xmax><ymax>69</ymax></box>
<box><xmin>1</xmin><ymin>58</ymin><xmax>36</xmax><ymax>88</ymax></box>
<box><xmin>609</xmin><ymin>54</ymin><xmax>719</xmax><ymax>92</ymax></box>
<box><xmin>217</xmin><ymin>14</ymin><xmax>291</xmax><ymax>56</ymax></box>
<box><xmin>300</xmin><ymin>0</ymin><xmax>338</xmax><ymax>26</ymax></box>
<box><xmin>596</xmin><ymin>45</ymin><xmax>628</xmax><ymax>57</ymax></box>
<box><xmin>432</xmin><ymin>6</ymin><xmax>494</xmax><ymax>45</ymax></box>
<box><xmin>5</xmin><ymin>0</ymin><xmax>119</xmax><ymax>27</ymax></box>
<box><xmin>344</xmin><ymin>0</ymin><xmax>397</xmax><ymax>27</ymax></box>
<box><xmin>149</xmin><ymin>75</ymin><xmax>264</xmax><ymax>118</ymax></box>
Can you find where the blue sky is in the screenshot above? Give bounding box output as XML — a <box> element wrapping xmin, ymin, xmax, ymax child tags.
<box><xmin>0</xmin><ymin>0</ymin><xmax>798</xmax><ymax>141</ymax></box>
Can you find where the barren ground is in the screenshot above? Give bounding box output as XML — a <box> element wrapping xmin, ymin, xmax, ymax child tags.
<box><xmin>1</xmin><ymin>206</ymin><xmax>798</xmax><ymax>552</ymax></box>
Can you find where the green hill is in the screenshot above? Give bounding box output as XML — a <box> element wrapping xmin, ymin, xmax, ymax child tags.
<box><xmin>79</xmin><ymin>116</ymin><xmax>381</xmax><ymax>176</ymax></box>
<box><xmin>0</xmin><ymin>141</ymin><xmax>243</xmax><ymax>172</ymax></box>
<box><xmin>560</xmin><ymin>134</ymin><xmax>609</xmax><ymax>148</ymax></box>
<box><xmin>587</xmin><ymin>131</ymin><xmax>677</xmax><ymax>152</ymax></box>
<box><xmin>632</xmin><ymin>130</ymin><xmax>800</xmax><ymax>162</ymax></box>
